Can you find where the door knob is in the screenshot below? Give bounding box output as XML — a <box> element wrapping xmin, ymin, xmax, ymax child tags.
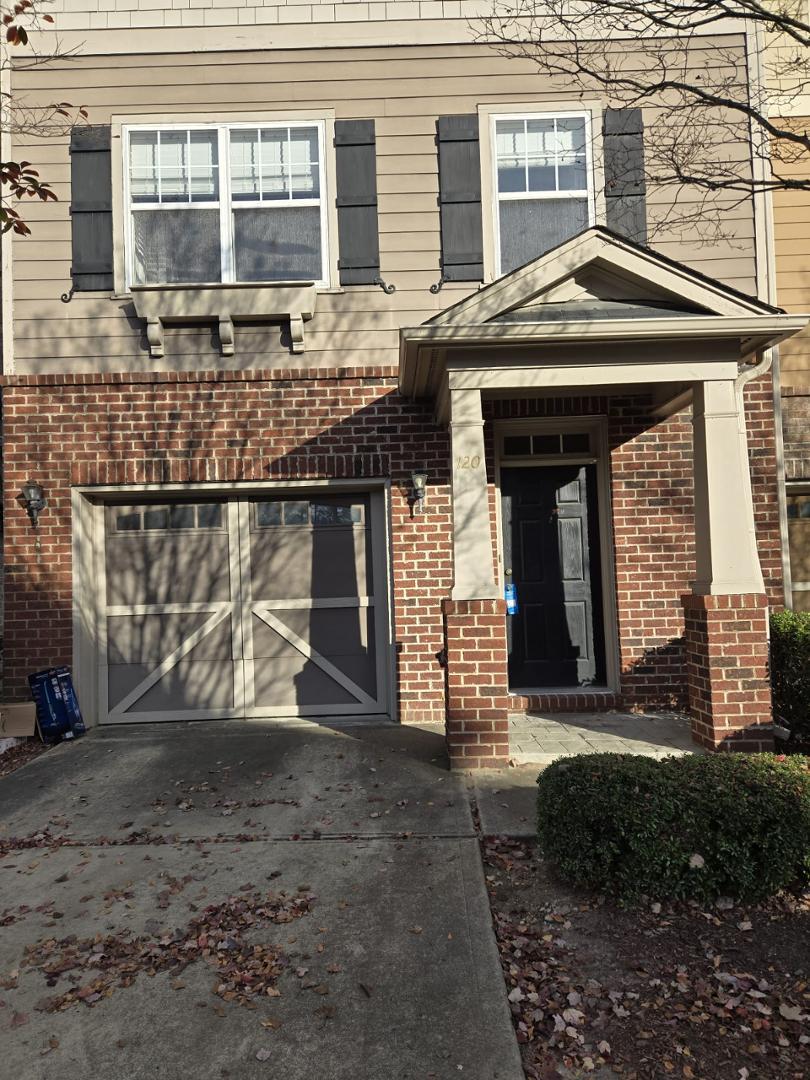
<box><xmin>505</xmin><ymin>568</ymin><xmax>512</xmax><ymax>575</ymax></box>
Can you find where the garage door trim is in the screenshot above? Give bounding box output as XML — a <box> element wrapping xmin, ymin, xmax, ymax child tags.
<box><xmin>72</xmin><ymin>480</ymin><xmax>394</xmax><ymax>727</ymax></box>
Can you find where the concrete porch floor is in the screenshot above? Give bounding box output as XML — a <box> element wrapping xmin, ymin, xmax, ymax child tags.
<box><xmin>509</xmin><ymin>710</ymin><xmax>701</xmax><ymax>764</ymax></box>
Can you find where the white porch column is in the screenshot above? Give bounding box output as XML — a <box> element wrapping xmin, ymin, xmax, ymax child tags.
<box><xmin>448</xmin><ymin>387</ymin><xmax>500</xmax><ymax>600</ymax></box>
<box><xmin>691</xmin><ymin>379</ymin><xmax>765</xmax><ymax>595</ymax></box>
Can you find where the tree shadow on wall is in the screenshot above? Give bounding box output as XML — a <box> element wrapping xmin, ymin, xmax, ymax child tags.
<box><xmin>2</xmin><ymin>390</ymin><xmax>452</xmax><ymax>733</ymax></box>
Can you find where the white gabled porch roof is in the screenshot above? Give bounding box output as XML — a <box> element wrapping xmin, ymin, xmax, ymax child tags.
<box><xmin>399</xmin><ymin>227</ymin><xmax>808</xmax><ymax>410</ymax></box>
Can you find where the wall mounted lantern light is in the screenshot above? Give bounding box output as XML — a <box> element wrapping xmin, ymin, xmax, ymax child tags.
<box><xmin>21</xmin><ymin>480</ymin><xmax>46</xmax><ymax>528</ymax></box>
<box><xmin>411</xmin><ymin>470</ymin><xmax>428</xmax><ymax>513</ymax></box>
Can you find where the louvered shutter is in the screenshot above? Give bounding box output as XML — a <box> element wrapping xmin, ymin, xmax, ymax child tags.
<box><xmin>69</xmin><ymin>125</ymin><xmax>114</xmax><ymax>291</ymax></box>
<box><xmin>603</xmin><ymin>108</ymin><xmax>647</xmax><ymax>245</ymax></box>
<box><xmin>334</xmin><ymin>119</ymin><xmax>381</xmax><ymax>286</ymax></box>
<box><xmin>436</xmin><ymin>115</ymin><xmax>484</xmax><ymax>281</ymax></box>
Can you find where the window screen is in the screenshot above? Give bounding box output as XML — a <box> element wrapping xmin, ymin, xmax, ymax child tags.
<box><xmin>494</xmin><ymin>114</ymin><xmax>592</xmax><ymax>274</ymax></box>
<box><xmin>126</xmin><ymin>123</ymin><xmax>326</xmax><ymax>286</ymax></box>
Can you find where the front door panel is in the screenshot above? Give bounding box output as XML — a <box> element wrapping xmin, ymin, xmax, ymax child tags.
<box><xmin>501</xmin><ymin>465</ymin><xmax>604</xmax><ymax>688</ymax></box>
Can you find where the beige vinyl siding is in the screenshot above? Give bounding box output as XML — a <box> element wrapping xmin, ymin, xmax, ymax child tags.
<box><xmin>773</xmin><ymin>123</ymin><xmax>810</xmax><ymax>388</ymax></box>
<box><xmin>11</xmin><ymin>40</ymin><xmax>759</xmax><ymax>375</ymax></box>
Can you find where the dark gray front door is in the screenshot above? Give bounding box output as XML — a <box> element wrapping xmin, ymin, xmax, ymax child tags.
<box><xmin>501</xmin><ymin>465</ymin><xmax>605</xmax><ymax>688</ymax></box>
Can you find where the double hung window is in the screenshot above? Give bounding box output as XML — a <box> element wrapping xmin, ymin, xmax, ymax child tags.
<box><xmin>493</xmin><ymin>112</ymin><xmax>594</xmax><ymax>275</ymax></box>
<box><xmin>125</xmin><ymin>122</ymin><xmax>327</xmax><ymax>287</ymax></box>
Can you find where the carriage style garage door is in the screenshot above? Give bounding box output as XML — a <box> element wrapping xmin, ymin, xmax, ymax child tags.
<box><xmin>99</xmin><ymin>492</ymin><xmax>390</xmax><ymax>723</ymax></box>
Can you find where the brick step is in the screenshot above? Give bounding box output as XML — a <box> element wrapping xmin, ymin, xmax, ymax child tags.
<box><xmin>509</xmin><ymin>691</ymin><xmax>620</xmax><ymax>714</ymax></box>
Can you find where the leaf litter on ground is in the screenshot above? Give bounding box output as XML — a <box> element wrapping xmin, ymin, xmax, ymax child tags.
<box><xmin>482</xmin><ymin>837</ymin><xmax>809</xmax><ymax>1080</ymax></box>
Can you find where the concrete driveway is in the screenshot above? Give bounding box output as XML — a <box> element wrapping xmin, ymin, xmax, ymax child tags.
<box><xmin>0</xmin><ymin>723</ymin><xmax>523</xmax><ymax>1080</ymax></box>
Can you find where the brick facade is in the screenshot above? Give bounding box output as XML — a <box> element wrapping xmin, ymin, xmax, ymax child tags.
<box><xmin>683</xmin><ymin>593</ymin><xmax>773</xmax><ymax>752</ymax></box>
<box><xmin>0</xmin><ymin>368</ymin><xmax>782</xmax><ymax>762</ymax></box>
<box><xmin>781</xmin><ymin>387</ymin><xmax>810</xmax><ymax>482</ymax></box>
<box><xmin>0</xmin><ymin>367</ymin><xmax>452</xmax><ymax>726</ymax></box>
<box><xmin>442</xmin><ymin>598</ymin><xmax>510</xmax><ymax>768</ymax></box>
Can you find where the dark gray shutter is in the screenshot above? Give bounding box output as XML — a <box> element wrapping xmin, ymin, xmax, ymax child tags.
<box><xmin>70</xmin><ymin>125</ymin><xmax>114</xmax><ymax>291</ymax></box>
<box><xmin>334</xmin><ymin>119</ymin><xmax>380</xmax><ymax>286</ymax></box>
<box><xmin>436</xmin><ymin>115</ymin><xmax>483</xmax><ymax>282</ymax></box>
<box><xmin>603</xmin><ymin>108</ymin><xmax>647</xmax><ymax>245</ymax></box>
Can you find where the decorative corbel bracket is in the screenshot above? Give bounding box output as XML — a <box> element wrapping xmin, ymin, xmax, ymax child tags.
<box><xmin>131</xmin><ymin>283</ymin><xmax>319</xmax><ymax>360</ymax></box>
<box><xmin>290</xmin><ymin>314</ymin><xmax>305</xmax><ymax>354</ymax></box>
<box><xmin>218</xmin><ymin>315</ymin><xmax>235</xmax><ymax>357</ymax></box>
<box><xmin>146</xmin><ymin>317</ymin><xmax>164</xmax><ymax>359</ymax></box>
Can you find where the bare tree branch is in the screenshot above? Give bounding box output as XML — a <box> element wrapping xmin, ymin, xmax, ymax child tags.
<box><xmin>1</xmin><ymin>0</ymin><xmax>85</xmax><ymax>235</ymax></box>
<box><xmin>476</xmin><ymin>1</ymin><xmax>810</xmax><ymax>241</ymax></box>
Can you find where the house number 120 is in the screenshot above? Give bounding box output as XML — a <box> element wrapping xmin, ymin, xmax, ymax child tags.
<box><xmin>455</xmin><ymin>455</ymin><xmax>481</xmax><ymax>469</ymax></box>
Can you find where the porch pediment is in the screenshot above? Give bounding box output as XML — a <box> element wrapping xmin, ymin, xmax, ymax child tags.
<box><xmin>400</xmin><ymin>227</ymin><xmax>808</xmax><ymax>406</ymax></box>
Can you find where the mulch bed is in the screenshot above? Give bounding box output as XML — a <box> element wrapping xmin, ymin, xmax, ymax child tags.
<box><xmin>0</xmin><ymin>741</ymin><xmax>49</xmax><ymax>779</ymax></box>
<box><xmin>483</xmin><ymin>837</ymin><xmax>810</xmax><ymax>1080</ymax></box>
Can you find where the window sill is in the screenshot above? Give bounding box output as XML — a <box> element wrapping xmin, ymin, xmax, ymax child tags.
<box><xmin>130</xmin><ymin>281</ymin><xmax>319</xmax><ymax>358</ymax></box>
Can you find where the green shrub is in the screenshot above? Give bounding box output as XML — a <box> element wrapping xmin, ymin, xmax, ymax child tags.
<box><xmin>771</xmin><ymin>610</ymin><xmax>810</xmax><ymax>741</ymax></box>
<box><xmin>536</xmin><ymin>752</ymin><xmax>810</xmax><ymax>902</ymax></box>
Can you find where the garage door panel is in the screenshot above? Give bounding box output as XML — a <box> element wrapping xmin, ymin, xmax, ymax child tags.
<box><xmin>106</xmin><ymin>612</ymin><xmax>233</xmax><ymax>665</ymax></box>
<box><xmin>109</xmin><ymin>660</ymin><xmax>238</xmax><ymax>713</ymax></box>
<box><xmin>106</xmin><ymin>533</ymin><xmax>232</xmax><ymax>606</ymax></box>
<box><xmin>252</xmin><ymin>656</ymin><xmax>360</xmax><ymax>708</ymax></box>
<box><xmin>250</xmin><ymin>609</ymin><xmax>378</xmax><ymax>701</ymax></box>
<box><xmin>248</xmin><ymin>529</ymin><xmax>371</xmax><ymax>601</ymax></box>
<box><xmin>251</xmin><ymin>608</ymin><xmax>373</xmax><ymax>658</ymax></box>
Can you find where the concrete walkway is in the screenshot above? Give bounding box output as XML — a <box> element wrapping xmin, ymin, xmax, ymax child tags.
<box><xmin>470</xmin><ymin>711</ymin><xmax>700</xmax><ymax>838</ymax></box>
<box><xmin>0</xmin><ymin>724</ymin><xmax>523</xmax><ymax>1080</ymax></box>
<box><xmin>509</xmin><ymin>710</ymin><xmax>699</xmax><ymax>765</ymax></box>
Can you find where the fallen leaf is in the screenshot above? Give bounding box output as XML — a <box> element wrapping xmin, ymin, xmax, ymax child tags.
<box><xmin>779</xmin><ymin>1003</ymin><xmax>804</xmax><ymax>1022</ymax></box>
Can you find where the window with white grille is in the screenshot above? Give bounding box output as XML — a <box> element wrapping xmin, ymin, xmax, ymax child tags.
<box><xmin>125</xmin><ymin>122</ymin><xmax>327</xmax><ymax>287</ymax></box>
<box><xmin>492</xmin><ymin>112</ymin><xmax>595</xmax><ymax>275</ymax></box>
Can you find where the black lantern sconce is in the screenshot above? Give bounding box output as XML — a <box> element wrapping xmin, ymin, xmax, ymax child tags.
<box><xmin>21</xmin><ymin>480</ymin><xmax>46</xmax><ymax>528</ymax></box>
<box><xmin>411</xmin><ymin>470</ymin><xmax>428</xmax><ymax>513</ymax></box>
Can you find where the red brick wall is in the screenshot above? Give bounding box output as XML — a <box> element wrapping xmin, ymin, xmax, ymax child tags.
<box><xmin>683</xmin><ymin>593</ymin><xmax>773</xmax><ymax>751</ymax></box>
<box><xmin>443</xmin><ymin>598</ymin><xmax>510</xmax><ymax>767</ymax></box>
<box><xmin>0</xmin><ymin>367</ymin><xmax>451</xmax><ymax>722</ymax></box>
<box><xmin>1</xmin><ymin>369</ymin><xmax>782</xmax><ymax>724</ymax></box>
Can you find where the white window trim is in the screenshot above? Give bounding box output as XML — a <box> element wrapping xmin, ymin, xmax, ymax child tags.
<box><xmin>111</xmin><ymin>110</ymin><xmax>339</xmax><ymax>296</ymax></box>
<box><xmin>478</xmin><ymin>101</ymin><xmax>605</xmax><ymax>283</ymax></box>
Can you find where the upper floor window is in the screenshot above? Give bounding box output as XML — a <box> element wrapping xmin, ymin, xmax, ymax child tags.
<box><xmin>493</xmin><ymin>112</ymin><xmax>594</xmax><ymax>275</ymax></box>
<box><xmin>125</xmin><ymin>121</ymin><xmax>327</xmax><ymax>288</ymax></box>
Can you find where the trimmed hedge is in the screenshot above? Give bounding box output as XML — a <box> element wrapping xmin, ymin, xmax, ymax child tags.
<box><xmin>771</xmin><ymin>609</ymin><xmax>810</xmax><ymax>742</ymax></box>
<box><xmin>536</xmin><ymin>752</ymin><xmax>810</xmax><ymax>902</ymax></box>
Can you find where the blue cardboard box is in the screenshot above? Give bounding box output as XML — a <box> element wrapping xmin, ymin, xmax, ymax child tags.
<box><xmin>28</xmin><ymin>667</ymin><xmax>86</xmax><ymax>744</ymax></box>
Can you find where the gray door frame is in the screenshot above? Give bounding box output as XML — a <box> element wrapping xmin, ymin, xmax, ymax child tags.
<box><xmin>493</xmin><ymin>415</ymin><xmax>620</xmax><ymax>693</ymax></box>
<box><xmin>72</xmin><ymin>479</ymin><xmax>395</xmax><ymax>727</ymax></box>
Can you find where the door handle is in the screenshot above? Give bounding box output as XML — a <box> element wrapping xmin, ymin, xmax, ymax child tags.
<box><xmin>505</xmin><ymin>568</ymin><xmax>512</xmax><ymax>576</ymax></box>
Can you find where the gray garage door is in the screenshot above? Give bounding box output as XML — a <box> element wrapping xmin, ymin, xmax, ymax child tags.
<box><xmin>100</xmin><ymin>492</ymin><xmax>389</xmax><ymax>723</ymax></box>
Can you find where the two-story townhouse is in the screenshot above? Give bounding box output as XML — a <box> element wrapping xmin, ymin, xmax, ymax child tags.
<box><xmin>1</xmin><ymin>1</ymin><xmax>804</xmax><ymax>766</ymax></box>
